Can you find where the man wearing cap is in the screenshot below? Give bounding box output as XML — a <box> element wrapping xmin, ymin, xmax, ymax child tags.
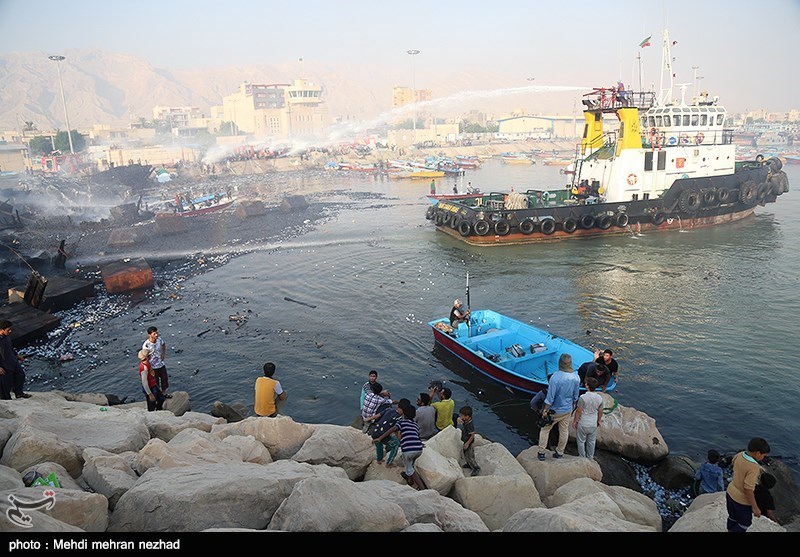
<box><xmin>537</xmin><ymin>353</ymin><xmax>580</xmax><ymax>460</ymax></box>
<box><xmin>450</xmin><ymin>299</ymin><xmax>470</xmax><ymax>328</ymax></box>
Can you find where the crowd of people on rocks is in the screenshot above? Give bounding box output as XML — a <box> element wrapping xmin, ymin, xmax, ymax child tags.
<box><xmin>1</xmin><ymin>312</ymin><xmax>783</xmax><ymax>530</ymax></box>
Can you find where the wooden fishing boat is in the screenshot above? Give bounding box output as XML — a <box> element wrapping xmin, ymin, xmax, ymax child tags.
<box><xmin>175</xmin><ymin>198</ymin><xmax>235</xmax><ymax>216</ymax></box>
<box><xmin>429</xmin><ymin>308</ymin><xmax>614</xmax><ymax>394</ymax></box>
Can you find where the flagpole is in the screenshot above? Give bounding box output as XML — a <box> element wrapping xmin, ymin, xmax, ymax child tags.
<box><xmin>465</xmin><ymin>272</ymin><xmax>471</xmax><ymax>337</ymax></box>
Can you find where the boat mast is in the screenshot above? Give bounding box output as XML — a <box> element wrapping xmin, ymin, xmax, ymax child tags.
<box><xmin>657</xmin><ymin>29</ymin><xmax>674</xmax><ymax>107</ymax></box>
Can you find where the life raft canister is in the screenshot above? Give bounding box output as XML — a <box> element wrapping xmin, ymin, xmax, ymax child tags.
<box><xmin>627</xmin><ymin>173</ymin><xmax>638</xmax><ymax>186</ymax></box>
<box><xmin>695</xmin><ymin>132</ymin><xmax>705</xmax><ymax>144</ymax></box>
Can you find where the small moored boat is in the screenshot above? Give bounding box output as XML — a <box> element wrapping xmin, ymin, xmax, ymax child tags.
<box><xmin>429</xmin><ymin>309</ymin><xmax>614</xmax><ymax>394</ymax></box>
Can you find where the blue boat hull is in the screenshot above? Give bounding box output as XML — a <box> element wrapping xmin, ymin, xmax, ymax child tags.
<box><xmin>429</xmin><ymin>309</ymin><xmax>614</xmax><ymax>395</ymax></box>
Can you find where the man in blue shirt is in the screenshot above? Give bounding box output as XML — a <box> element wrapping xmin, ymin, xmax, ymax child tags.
<box><xmin>537</xmin><ymin>353</ymin><xmax>580</xmax><ymax>460</ymax></box>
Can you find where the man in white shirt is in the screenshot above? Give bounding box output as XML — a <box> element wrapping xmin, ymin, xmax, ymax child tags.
<box><xmin>143</xmin><ymin>326</ymin><xmax>171</xmax><ymax>398</ymax></box>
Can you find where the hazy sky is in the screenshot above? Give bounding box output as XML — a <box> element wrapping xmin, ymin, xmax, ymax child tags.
<box><xmin>1</xmin><ymin>0</ymin><xmax>799</xmax><ymax>113</ymax></box>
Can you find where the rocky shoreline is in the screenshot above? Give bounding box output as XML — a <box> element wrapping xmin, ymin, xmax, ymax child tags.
<box><xmin>0</xmin><ymin>390</ymin><xmax>796</xmax><ymax>533</ymax></box>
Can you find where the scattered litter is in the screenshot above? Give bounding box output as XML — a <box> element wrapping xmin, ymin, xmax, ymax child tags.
<box><xmin>284</xmin><ymin>297</ymin><xmax>316</xmax><ymax>308</ymax></box>
<box><xmin>59</xmin><ymin>353</ymin><xmax>74</xmax><ymax>362</ymax></box>
<box><xmin>197</xmin><ymin>329</ymin><xmax>211</xmax><ymax>337</ymax></box>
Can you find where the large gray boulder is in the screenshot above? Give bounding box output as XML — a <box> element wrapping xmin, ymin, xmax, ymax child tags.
<box><xmin>133</xmin><ymin>428</ymin><xmax>271</xmax><ymax>473</ymax></box>
<box><xmin>592</xmin><ymin>394</ymin><xmax>668</xmax><ymax>464</ymax></box>
<box><xmin>0</xmin><ymin>412</ymin><xmax>150</xmax><ymax>478</ymax></box>
<box><xmin>549</xmin><ymin>477</ymin><xmax>662</xmax><ymax>531</ymax></box>
<box><xmin>517</xmin><ymin>447</ymin><xmax>602</xmax><ymax>504</ymax></box>
<box><xmin>503</xmin><ymin>491</ymin><xmax>658</xmax><ymax>532</ymax></box>
<box><xmin>360</xmin><ymin>479</ymin><xmax>489</xmax><ymax>532</ymax></box>
<box><xmin>0</xmin><ymin>486</ymin><xmax>108</xmax><ymax>532</ymax></box>
<box><xmin>0</xmin><ymin>464</ymin><xmax>24</xmax><ymax>491</ymax></box>
<box><xmin>291</xmin><ymin>424</ymin><xmax>374</xmax><ymax>480</ymax></box>
<box><xmin>450</xmin><ymin>473</ymin><xmax>543</xmax><ymax>530</ymax></box>
<box><xmin>81</xmin><ymin>448</ymin><xmax>139</xmax><ymax>510</ymax></box>
<box><xmin>268</xmin><ymin>476</ymin><xmax>409</xmax><ymax>532</ymax></box>
<box><xmin>211</xmin><ymin>416</ymin><xmax>313</xmax><ymax>460</ymax></box>
<box><xmin>141</xmin><ymin>410</ymin><xmax>225</xmax><ymax>442</ymax></box>
<box><xmin>669</xmin><ymin>492</ymin><xmax>785</xmax><ymax>532</ymax></box>
<box><xmin>108</xmin><ymin>460</ymin><xmax>347</xmax><ymax>532</ymax></box>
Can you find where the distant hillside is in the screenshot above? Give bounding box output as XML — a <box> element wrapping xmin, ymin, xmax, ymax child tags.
<box><xmin>0</xmin><ymin>49</ymin><xmax>566</xmax><ymax>134</ymax></box>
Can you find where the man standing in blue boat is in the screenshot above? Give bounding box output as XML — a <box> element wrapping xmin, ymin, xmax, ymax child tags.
<box><xmin>450</xmin><ymin>299</ymin><xmax>470</xmax><ymax>328</ymax></box>
<box><xmin>537</xmin><ymin>353</ymin><xmax>580</xmax><ymax>461</ymax></box>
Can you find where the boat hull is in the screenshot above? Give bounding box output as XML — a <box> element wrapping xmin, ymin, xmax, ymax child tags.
<box><xmin>425</xmin><ymin>161</ymin><xmax>789</xmax><ymax>246</ymax></box>
<box><xmin>429</xmin><ymin>310</ymin><xmax>611</xmax><ymax>395</ymax></box>
<box><xmin>435</xmin><ymin>206</ymin><xmax>756</xmax><ymax>245</ymax></box>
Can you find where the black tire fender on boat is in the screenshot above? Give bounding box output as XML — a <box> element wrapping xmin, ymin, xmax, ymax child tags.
<box><xmin>562</xmin><ymin>217</ymin><xmax>578</xmax><ymax>233</ymax></box>
<box><xmin>519</xmin><ymin>219</ymin><xmax>535</xmax><ymax>235</ymax></box>
<box><xmin>651</xmin><ymin>210</ymin><xmax>666</xmax><ymax>226</ymax></box>
<box><xmin>494</xmin><ymin>219</ymin><xmax>511</xmax><ymax>236</ymax></box>
<box><xmin>425</xmin><ymin>206</ymin><xmax>435</xmax><ymax>220</ymax></box>
<box><xmin>756</xmin><ymin>182</ymin><xmax>769</xmax><ymax>202</ymax></box>
<box><xmin>540</xmin><ymin>219</ymin><xmax>556</xmax><ymax>235</ymax></box>
<box><xmin>767</xmin><ymin>157</ymin><xmax>783</xmax><ymax>173</ymax></box>
<box><xmin>450</xmin><ymin>215</ymin><xmax>461</xmax><ymax>229</ymax></box>
<box><xmin>441</xmin><ymin>212</ymin><xmax>452</xmax><ymax>225</ymax></box>
<box><xmin>579</xmin><ymin>214</ymin><xmax>595</xmax><ymax>229</ymax></box>
<box><xmin>474</xmin><ymin>220</ymin><xmax>491</xmax><ymax>236</ymax></box>
<box><xmin>434</xmin><ymin>212</ymin><xmax>444</xmax><ymax>226</ymax></box>
<box><xmin>739</xmin><ymin>180</ymin><xmax>757</xmax><ymax>205</ymax></box>
<box><xmin>597</xmin><ymin>215</ymin><xmax>613</xmax><ymax>230</ymax></box>
<box><xmin>458</xmin><ymin>220</ymin><xmax>472</xmax><ymax>237</ymax></box>
<box><xmin>679</xmin><ymin>189</ymin><xmax>702</xmax><ymax>212</ymax></box>
<box><xmin>615</xmin><ymin>212</ymin><xmax>629</xmax><ymax>228</ymax></box>
<box><xmin>718</xmin><ymin>188</ymin><xmax>732</xmax><ymax>203</ymax></box>
<box><xmin>703</xmin><ymin>189</ymin><xmax>718</xmax><ymax>206</ymax></box>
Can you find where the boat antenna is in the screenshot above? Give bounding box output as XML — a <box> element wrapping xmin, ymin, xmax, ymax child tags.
<box><xmin>465</xmin><ymin>271</ymin><xmax>472</xmax><ymax>337</ymax></box>
<box><xmin>658</xmin><ymin>28</ymin><xmax>675</xmax><ymax>106</ymax></box>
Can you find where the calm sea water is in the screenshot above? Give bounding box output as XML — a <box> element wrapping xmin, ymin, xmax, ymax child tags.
<box><xmin>31</xmin><ymin>159</ymin><xmax>799</xmax><ymax>479</ymax></box>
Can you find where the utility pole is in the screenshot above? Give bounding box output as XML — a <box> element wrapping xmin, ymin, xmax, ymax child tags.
<box><xmin>48</xmin><ymin>55</ymin><xmax>75</xmax><ymax>154</ymax></box>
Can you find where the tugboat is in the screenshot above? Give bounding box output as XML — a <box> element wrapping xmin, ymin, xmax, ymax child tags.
<box><xmin>425</xmin><ymin>31</ymin><xmax>789</xmax><ymax>245</ymax></box>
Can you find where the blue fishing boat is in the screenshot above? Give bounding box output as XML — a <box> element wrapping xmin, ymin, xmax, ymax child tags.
<box><xmin>429</xmin><ymin>309</ymin><xmax>615</xmax><ymax>395</ymax></box>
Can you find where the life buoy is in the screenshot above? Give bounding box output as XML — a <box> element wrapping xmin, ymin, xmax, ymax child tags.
<box><xmin>627</xmin><ymin>173</ymin><xmax>638</xmax><ymax>186</ymax></box>
<box><xmin>651</xmin><ymin>210</ymin><xmax>666</xmax><ymax>225</ymax></box>
<box><xmin>695</xmin><ymin>132</ymin><xmax>705</xmax><ymax>144</ymax></box>
<box><xmin>474</xmin><ymin>220</ymin><xmax>491</xmax><ymax>236</ymax></box>
<box><xmin>579</xmin><ymin>214</ymin><xmax>595</xmax><ymax>229</ymax></box>
<box><xmin>540</xmin><ymin>219</ymin><xmax>556</xmax><ymax>235</ymax></box>
<box><xmin>703</xmin><ymin>189</ymin><xmax>718</xmax><ymax>206</ymax></box>
<box><xmin>615</xmin><ymin>213</ymin><xmax>629</xmax><ymax>227</ymax></box>
<box><xmin>494</xmin><ymin>220</ymin><xmax>510</xmax><ymax>236</ymax></box>
<box><xmin>718</xmin><ymin>188</ymin><xmax>731</xmax><ymax>203</ymax></box>
<box><xmin>458</xmin><ymin>220</ymin><xmax>472</xmax><ymax>237</ymax></box>
<box><xmin>679</xmin><ymin>189</ymin><xmax>702</xmax><ymax>212</ymax></box>
<box><xmin>519</xmin><ymin>219</ymin><xmax>535</xmax><ymax>235</ymax></box>
<box><xmin>562</xmin><ymin>217</ymin><xmax>577</xmax><ymax>233</ymax></box>
<box><xmin>680</xmin><ymin>133</ymin><xmax>690</xmax><ymax>145</ymax></box>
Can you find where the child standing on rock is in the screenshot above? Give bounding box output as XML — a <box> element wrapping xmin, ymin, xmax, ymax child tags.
<box><xmin>138</xmin><ymin>349</ymin><xmax>164</xmax><ymax>411</ymax></box>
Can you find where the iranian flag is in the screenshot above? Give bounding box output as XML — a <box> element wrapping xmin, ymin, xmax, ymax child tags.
<box><xmin>639</xmin><ymin>35</ymin><xmax>652</xmax><ymax>48</ymax></box>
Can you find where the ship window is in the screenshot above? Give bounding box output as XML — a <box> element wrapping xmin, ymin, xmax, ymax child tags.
<box><xmin>643</xmin><ymin>193</ymin><xmax>650</xmax><ymax>200</ymax></box>
<box><xmin>649</xmin><ymin>116</ymin><xmax>656</xmax><ymax>128</ymax></box>
<box><xmin>717</xmin><ymin>114</ymin><xmax>724</xmax><ymax>125</ymax></box>
<box><xmin>664</xmin><ymin>115</ymin><xmax>671</xmax><ymax>126</ymax></box>
<box><xmin>657</xmin><ymin>151</ymin><xmax>667</xmax><ymax>170</ymax></box>
<box><xmin>672</xmin><ymin>108</ymin><xmax>681</xmax><ymax>113</ymax></box>
<box><xmin>700</xmin><ymin>114</ymin><xmax>707</xmax><ymax>125</ymax></box>
<box><xmin>691</xmin><ymin>114</ymin><xmax>699</xmax><ymax>126</ymax></box>
<box><xmin>632</xmin><ymin>194</ymin><xmax>639</xmax><ymax>201</ymax></box>
<box><xmin>683</xmin><ymin>115</ymin><xmax>690</xmax><ymax>126</ymax></box>
<box><xmin>644</xmin><ymin>151</ymin><xmax>653</xmax><ymax>171</ymax></box>
<box><xmin>655</xmin><ymin>115</ymin><xmax>663</xmax><ymax>127</ymax></box>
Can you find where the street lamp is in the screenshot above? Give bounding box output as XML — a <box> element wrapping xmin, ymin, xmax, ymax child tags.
<box><xmin>48</xmin><ymin>55</ymin><xmax>75</xmax><ymax>154</ymax></box>
<box><xmin>407</xmin><ymin>49</ymin><xmax>420</xmax><ymax>142</ymax></box>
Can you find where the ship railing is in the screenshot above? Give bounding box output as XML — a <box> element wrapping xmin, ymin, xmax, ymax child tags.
<box><xmin>582</xmin><ymin>89</ymin><xmax>656</xmax><ymax>113</ymax></box>
<box><xmin>641</xmin><ymin>127</ymin><xmax>735</xmax><ymax>148</ymax></box>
